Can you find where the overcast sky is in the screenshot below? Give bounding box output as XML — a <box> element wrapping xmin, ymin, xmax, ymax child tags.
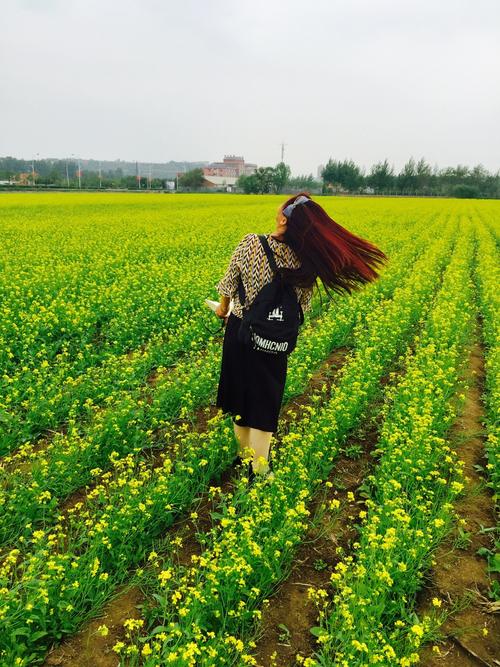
<box><xmin>2</xmin><ymin>0</ymin><xmax>499</xmax><ymax>176</ymax></box>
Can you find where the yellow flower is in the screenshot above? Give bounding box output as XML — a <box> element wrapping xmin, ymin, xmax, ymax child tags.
<box><xmin>411</xmin><ymin>624</ymin><xmax>424</xmax><ymax>637</ymax></box>
<box><xmin>90</xmin><ymin>557</ymin><xmax>100</xmax><ymax>577</ymax></box>
<box><xmin>304</xmin><ymin>659</ymin><xmax>319</xmax><ymax>667</ymax></box>
<box><xmin>158</xmin><ymin>569</ymin><xmax>173</xmax><ymax>585</ymax></box>
<box><xmin>113</xmin><ymin>642</ymin><xmax>125</xmax><ymax>654</ymax></box>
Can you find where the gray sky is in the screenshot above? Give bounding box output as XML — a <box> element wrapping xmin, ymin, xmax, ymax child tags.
<box><xmin>2</xmin><ymin>0</ymin><xmax>499</xmax><ymax>176</ymax></box>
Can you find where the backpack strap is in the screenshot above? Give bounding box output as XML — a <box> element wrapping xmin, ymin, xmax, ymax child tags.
<box><xmin>261</xmin><ymin>234</ymin><xmax>304</xmax><ymax>325</ymax></box>
<box><xmin>258</xmin><ymin>235</ymin><xmax>279</xmax><ymax>273</ymax></box>
<box><xmin>237</xmin><ymin>235</ymin><xmax>280</xmax><ymax>310</ymax></box>
<box><xmin>237</xmin><ymin>274</ymin><xmax>246</xmax><ymax>309</ymax></box>
<box><xmin>298</xmin><ymin>301</ymin><xmax>305</xmax><ymax>325</ymax></box>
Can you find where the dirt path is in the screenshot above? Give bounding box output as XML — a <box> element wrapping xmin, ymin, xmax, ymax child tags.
<box><xmin>250</xmin><ymin>412</ymin><xmax>382</xmax><ymax>666</ymax></box>
<box><xmin>43</xmin><ymin>346</ymin><xmax>351</xmax><ymax>667</ymax></box>
<box><xmin>418</xmin><ymin>319</ymin><xmax>500</xmax><ymax>667</ymax></box>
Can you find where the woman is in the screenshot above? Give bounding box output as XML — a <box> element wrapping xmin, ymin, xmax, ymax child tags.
<box><xmin>214</xmin><ymin>192</ymin><xmax>388</xmax><ymax>483</ymax></box>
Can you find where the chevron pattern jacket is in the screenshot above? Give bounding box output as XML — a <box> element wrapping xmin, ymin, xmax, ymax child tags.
<box><xmin>216</xmin><ymin>233</ymin><xmax>314</xmax><ymax>320</ymax></box>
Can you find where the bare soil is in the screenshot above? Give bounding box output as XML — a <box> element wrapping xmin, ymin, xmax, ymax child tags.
<box><xmin>418</xmin><ymin>321</ymin><xmax>500</xmax><ymax>667</ymax></box>
<box><xmin>251</xmin><ymin>417</ymin><xmax>381</xmax><ymax>666</ymax></box>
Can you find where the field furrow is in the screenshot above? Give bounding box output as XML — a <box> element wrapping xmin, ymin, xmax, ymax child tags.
<box><xmin>307</xmin><ymin>219</ymin><xmax>476</xmax><ymax>666</ymax></box>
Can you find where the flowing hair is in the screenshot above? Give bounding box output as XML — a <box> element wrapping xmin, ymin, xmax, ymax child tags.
<box><xmin>278</xmin><ymin>192</ymin><xmax>389</xmax><ymax>298</ymax></box>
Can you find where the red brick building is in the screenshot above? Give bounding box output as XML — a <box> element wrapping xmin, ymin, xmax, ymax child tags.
<box><xmin>203</xmin><ymin>155</ymin><xmax>257</xmax><ymax>178</ymax></box>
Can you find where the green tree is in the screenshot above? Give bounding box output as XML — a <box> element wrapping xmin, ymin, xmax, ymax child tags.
<box><xmin>253</xmin><ymin>167</ymin><xmax>275</xmax><ymax>194</ymax></box>
<box><xmin>272</xmin><ymin>162</ymin><xmax>291</xmax><ymax>193</ymax></box>
<box><xmin>415</xmin><ymin>157</ymin><xmax>432</xmax><ymax>192</ymax></box>
<box><xmin>288</xmin><ymin>174</ymin><xmax>318</xmax><ymax>190</ymax></box>
<box><xmin>123</xmin><ymin>175</ymin><xmax>143</xmax><ymax>189</ymax></box>
<box><xmin>367</xmin><ymin>159</ymin><xmax>395</xmax><ymax>193</ymax></box>
<box><xmin>178</xmin><ymin>168</ymin><xmax>205</xmax><ymax>189</ymax></box>
<box><xmin>452</xmin><ymin>184</ymin><xmax>480</xmax><ymax>198</ymax></box>
<box><xmin>237</xmin><ymin>174</ymin><xmax>260</xmax><ymax>193</ymax></box>
<box><xmin>397</xmin><ymin>158</ymin><xmax>418</xmax><ymax>193</ymax></box>
<box><xmin>322</xmin><ymin>159</ymin><xmax>363</xmax><ymax>192</ymax></box>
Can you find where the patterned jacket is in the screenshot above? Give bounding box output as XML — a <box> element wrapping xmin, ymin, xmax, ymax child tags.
<box><xmin>216</xmin><ymin>233</ymin><xmax>314</xmax><ymax>320</ymax></box>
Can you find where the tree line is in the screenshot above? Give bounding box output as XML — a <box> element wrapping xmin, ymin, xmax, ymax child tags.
<box><xmin>173</xmin><ymin>158</ymin><xmax>500</xmax><ymax>198</ymax></box>
<box><xmin>320</xmin><ymin>157</ymin><xmax>499</xmax><ymax>198</ymax></box>
<box><xmin>0</xmin><ymin>157</ymin><xmax>167</xmax><ymax>190</ymax></box>
<box><xmin>1</xmin><ymin>155</ymin><xmax>498</xmax><ymax>198</ymax></box>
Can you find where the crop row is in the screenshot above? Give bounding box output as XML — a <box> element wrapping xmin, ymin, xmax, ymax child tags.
<box><xmin>309</xmin><ymin>221</ymin><xmax>475</xmax><ymax>666</ymax></box>
<box><xmin>473</xmin><ymin>221</ymin><xmax>500</xmax><ymax>510</ymax></box>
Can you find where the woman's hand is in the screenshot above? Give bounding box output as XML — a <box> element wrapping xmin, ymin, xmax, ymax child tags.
<box><xmin>215</xmin><ymin>295</ymin><xmax>231</xmax><ymax>324</ymax></box>
<box><xmin>215</xmin><ymin>303</ymin><xmax>228</xmax><ymax>318</ymax></box>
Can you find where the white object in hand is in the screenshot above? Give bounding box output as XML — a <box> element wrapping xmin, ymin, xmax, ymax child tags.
<box><xmin>204</xmin><ymin>299</ymin><xmax>233</xmax><ymax>315</ymax></box>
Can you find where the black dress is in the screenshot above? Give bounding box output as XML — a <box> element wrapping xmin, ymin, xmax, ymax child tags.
<box><xmin>216</xmin><ymin>312</ymin><xmax>288</xmax><ymax>432</ymax></box>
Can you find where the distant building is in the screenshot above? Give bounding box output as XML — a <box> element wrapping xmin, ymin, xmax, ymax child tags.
<box><xmin>243</xmin><ymin>163</ymin><xmax>258</xmax><ymax>176</ymax></box>
<box><xmin>203</xmin><ymin>155</ymin><xmax>257</xmax><ymax>179</ymax></box>
<box><xmin>202</xmin><ymin>175</ymin><xmax>238</xmax><ymax>192</ymax></box>
<box><xmin>317</xmin><ymin>164</ymin><xmax>325</xmax><ymax>180</ymax></box>
<box><xmin>14</xmin><ymin>172</ymin><xmax>32</xmax><ymax>185</ymax></box>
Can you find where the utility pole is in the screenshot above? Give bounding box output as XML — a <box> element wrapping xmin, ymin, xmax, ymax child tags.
<box><xmin>280</xmin><ymin>141</ymin><xmax>286</xmax><ymax>163</ymax></box>
<box><xmin>98</xmin><ymin>161</ymin><xmax>102</xmax><ymax>189</ymax></box>
<box><xmin>136</xmin><ymin>161</ymin><xmax>140</xmax><ymax>189</ymax></box>
<box><xmin>31</xmin><ymin>153</ymin><xmax>39</xmax><ymax>187</ymax></box>
<box><xmin>148</xmin><ymin>163</ymin><xmax>152</xmax><ymax>190</ymax></box>
<box><xmin>176</xmin><ymin>164</ymin><xmax>186</xmax><ymax>192</ymax></box>
<box><xmin>65</xmin><ymin>159</ymin><xmax>70</xmax><ymax>188</ymax></box>
<box><xmin>77</xmin><ymin>157</ymin><xmax>82</xmax><ymax>189</ymax></box>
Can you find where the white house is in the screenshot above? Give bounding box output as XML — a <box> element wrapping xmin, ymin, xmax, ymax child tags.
<box><xmin>202</xmin><ymin>175</ymin><xmax>239</xmax><ymax>192</ymax></box>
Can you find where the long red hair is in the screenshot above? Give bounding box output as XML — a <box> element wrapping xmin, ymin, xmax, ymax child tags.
<box><xmin>278</xmin><ymin>192</ymin><xmax>388</xmax><ymax>297</ymax></box>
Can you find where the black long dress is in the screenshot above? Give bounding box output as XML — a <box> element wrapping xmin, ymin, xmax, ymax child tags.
<box><xmin>215</xmin><ymin>312</ymin><xmax>287</xmax><ymax>432</ymax></box>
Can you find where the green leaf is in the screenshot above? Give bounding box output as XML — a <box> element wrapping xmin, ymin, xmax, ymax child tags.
<box><xmin>309</xmin><ymin>626</ymin><xmax>324</xmax><ymax>637</ymax></box>
<box><xmin>489</xmin><ymin>552</ymin><xmax>500</xmax><ymax>574</ymax></box>
<box><xmin>149</xmin><ymin>625</ymin><xmax>169</xmax><ymax>636</ymax></box>
<box><xmin>477</xmin><ymin>546</ymin><xmax>492</xmax><ymax>558</ymax></box>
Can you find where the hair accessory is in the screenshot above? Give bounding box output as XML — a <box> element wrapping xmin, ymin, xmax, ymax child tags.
<box><xmin>282</xmin><ymin>195</ymin><xmax>310</xmax><ymax>219</ymax></box>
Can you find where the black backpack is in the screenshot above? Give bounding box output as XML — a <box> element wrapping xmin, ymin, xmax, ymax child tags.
<box><xmin>236</xmin><ymin>235</ymin><xmax>304</xmax><ymax>355</ymax></box>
